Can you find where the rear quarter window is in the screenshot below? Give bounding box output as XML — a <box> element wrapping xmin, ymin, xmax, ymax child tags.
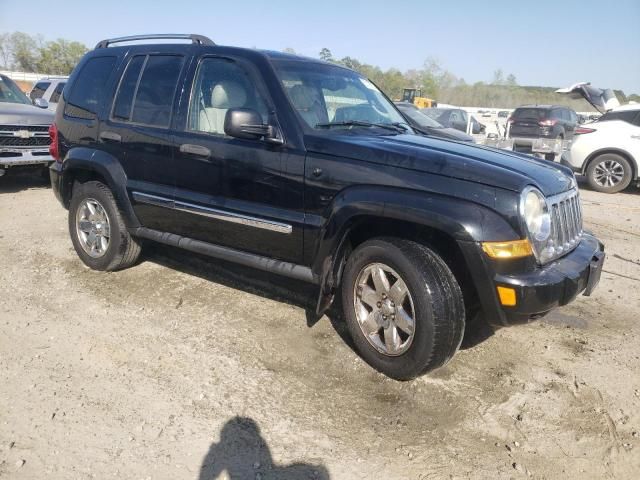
<box><xmin>64</xmin><ymin>56</ymin><xmax>117</xmax><ymax>120</ymax></box>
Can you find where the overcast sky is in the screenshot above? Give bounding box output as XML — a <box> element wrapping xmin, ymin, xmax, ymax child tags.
<box><xmin>1</xmin><ymin>0</ymin><xmax>638</xmax><ymax>94</ymax></box>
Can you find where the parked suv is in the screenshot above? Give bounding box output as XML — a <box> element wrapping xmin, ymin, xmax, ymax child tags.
<box><xmin>50</xmin><ymin>34</ymin><xmax>604</xmax><ymax>380</ymax></box>
<box><xmin>508</xmin><ymin>105</ymin><xmax>578</xmax><ymax>160</ymax></box>
<box><xmin>1</xmin><ymin>74</ymin><xmax>54</xmax><ymax>177</ymax></box>
<box><xmin>562</xmin><ymin>104</ymin><xmax>640</xmax><ymax>193</ymax></box>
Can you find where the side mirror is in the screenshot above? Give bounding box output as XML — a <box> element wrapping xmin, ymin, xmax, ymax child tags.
<box><xmin>34</xmin><ymin>98</ymin><xmax>49</xmax><ymax>109</ymax></box>
<box><xmin>224</xmin><ymin>108</ymin><xmax>282</xmax><ymax>144</ymax></box>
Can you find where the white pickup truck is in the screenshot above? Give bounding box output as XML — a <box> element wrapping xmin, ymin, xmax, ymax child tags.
<box><xmin>0</xmin><ymin>74</ymin><xmax>54</xmax><ymax>178</ymax></box>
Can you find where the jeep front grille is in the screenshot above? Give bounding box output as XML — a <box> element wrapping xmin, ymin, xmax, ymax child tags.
<box><xmin>545</xmin><ymin>188</ymin><xmax>583</xmax><ymax>262</ymax></box>
<box><xmin>0</xmin><ymin>125</ymin><xmax>51</xmax><ymax>148</ymax></box>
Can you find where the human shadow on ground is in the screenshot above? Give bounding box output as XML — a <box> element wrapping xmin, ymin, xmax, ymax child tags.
<box><xmin>198</xmin><ymin>416</ymin><xmax>330</xmax><ymax>480</ymax></box>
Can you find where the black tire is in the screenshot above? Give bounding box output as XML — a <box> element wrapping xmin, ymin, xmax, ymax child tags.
<box><xmin>586</xmin><ymin>153</ymin><xmax>633</xmax><ymax>194</ymax></box>
<box><xmin>68</xmin><ymin>180</ymin><xmax>141</xmax><ymax>271</ymax></box>
<box><xmin>341</xmin><ymin>238</ymin><xmax>465</xmax><ymax>380</ymax></box>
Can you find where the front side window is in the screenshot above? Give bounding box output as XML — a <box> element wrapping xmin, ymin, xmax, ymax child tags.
<box><xmin>30</xmin><ymin>81</ymin><xmax>50</xmax><ymax>100</ymax></box>
<box><xmin>0</xmin><ymin>75</ymin><xmax>32</xmax><ymax>105</ymax></box>
<box><xmin>65</xmin><ymin>56</ymin><xmax>117</xmax><ymax>119</ymax></box>
<box><xmin>188</xmin><ymin>57</ymin><xmax>268</xmax><ymax>135</ymax></box>
<box><xmin>273</xmin><ymin>60</ymin><xmax>406</xmax><ymax>130</ymax></box>
<box><xmin>111</xmin><ymin>54</ymin><xmax>184</xmax><ymax>128</ymax></box>
<box><xmin>49</xmin><ymin>82</ymin><xmax>66</xmax><ymax>103</ymax></box>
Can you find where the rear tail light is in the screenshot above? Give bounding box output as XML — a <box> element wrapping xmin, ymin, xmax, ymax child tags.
<box><xmin>575</xmin><ymin>127</ymin><xmax>596</xmax><ymax>135</ymax></box>
<box><xmin>538</xmin><ymin>119</ymin><xmax>557</xmax><ymax>127</ymax></box>
<box><xmin>49</xmin><ymin>124</ymin><xmax>60</xmax><ymax>162</ymax></box>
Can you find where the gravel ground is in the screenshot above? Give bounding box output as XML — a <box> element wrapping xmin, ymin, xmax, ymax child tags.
<box><xmin>0</xmin><ymin>173</ymin><xmax>639</xmax><ymax>479</ymax></box>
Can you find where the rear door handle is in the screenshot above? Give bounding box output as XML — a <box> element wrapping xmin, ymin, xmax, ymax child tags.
<box><xmin>180</xmin><ymin>143</ymin><xmax>211</xmax><ymax>158</ymax></box>
<box><xmin>99</xmin><ymin>131</ymin><xmax>121</xmax><ymax>143</ymax></box>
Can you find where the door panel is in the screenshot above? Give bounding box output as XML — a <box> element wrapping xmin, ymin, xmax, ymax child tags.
<box><xmin>169</xmin><ymin>55</ymin><xmax>305</xmax><ymax>263</ymax></box>
<box><xmin>102</xmin><ymin>53</ymin><xmax>186</xmax><ymax>231</ymax></box>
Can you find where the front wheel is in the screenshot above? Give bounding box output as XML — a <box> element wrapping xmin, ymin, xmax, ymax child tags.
<box><xmin>68</xmin><ymin>180</ymin><xmax>141</xmax><ymax>271</ymax></box>
<box><xmin>341</xmin><ymin>238</ymin><xmax>465</xmax><ymax>380</ymax></box>
<box><xmin>586</xmin><ymin>153</ymin><xmax>633</xmax><ymax>193</ymax></box>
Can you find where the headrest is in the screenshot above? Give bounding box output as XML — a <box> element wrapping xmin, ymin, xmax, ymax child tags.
<box><xmin>289</xmin><ymin>84</ymin><xmax>316</xmax><ymax>110</ymax></box>
<box><xmin>211</xmin><ymin>81</ymin><xmax>247</xmax><ymax>109</ymax></box>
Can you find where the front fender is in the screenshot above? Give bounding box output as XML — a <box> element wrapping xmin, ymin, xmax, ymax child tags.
<box><xmin>311</xmin><ymin>186</ymin><xmax>520</xmax><ymax>313</ymax></box>
<box><xmin>61</xmin><ymin>147</ymin><xmax>140</xmax><ymax>228</ymax></box>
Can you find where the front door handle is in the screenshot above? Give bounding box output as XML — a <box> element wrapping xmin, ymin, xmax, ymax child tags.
<box><xmin>180</xmin><ymin>143</ymin><xmax>211</xmax><ymax>158</ymax></box>
<box><xmin>631</xmin><ymin>135</ymin><xmax>640</xmax><ymax>140</ymax></box>
<box><xmin>100</xmin><ymin>131</ymin><xmax>121</xmax><ymax>143</ymax></box>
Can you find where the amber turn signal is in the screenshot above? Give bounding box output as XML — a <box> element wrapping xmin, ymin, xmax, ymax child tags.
<box><xmin>497</xmin><ymin>286</ymin><xmax>517</xmax><ymax>306</ymax></box>
<box><xmin>481</xmin><ymin>239</ymin><xmax>533</xmax><ymax>259</ymax></box>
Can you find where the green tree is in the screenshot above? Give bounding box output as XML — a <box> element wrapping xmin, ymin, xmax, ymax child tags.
<box><xmin>37</xmin><ymin>39</ymin><xmax>88</xmax><ymax>75</ymax></box>
<box><xmin>319</xmin><ymin>48</ymin><xmax>333</xmax><ymax>62</ymax></box>
<box><xmin>9</xmin><ymin>32</ymin><xmax>38</xmax><ymax>71</ymax></box>
<box><xmin>506</xmin><ymin>73</ymin><xmax>517</xmax><ymax>86</ymax></box>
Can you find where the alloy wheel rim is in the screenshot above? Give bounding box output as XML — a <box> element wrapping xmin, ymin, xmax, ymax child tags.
<box><xmin>594</xmin><ymin>160</ymin><xmax>624</xmax><ymax>188</ymax></box>
<box><xmin>76</xmin><ymin>198</ymin><xmax>111</xmax><ymax>258</ymax></box>
<box><xmin>353</xmin><ymin>262</ymin><xmax>416</xmax><ymax>356</ymax></box>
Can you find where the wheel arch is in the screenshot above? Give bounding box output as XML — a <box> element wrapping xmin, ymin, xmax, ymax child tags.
<box><xmin>312</xmin><ymin>186</ymin><xmax>519</xmax><ymax>316</ymax></box>
<box><xmin>582</xmin><ymin>148</ymin><xmax>638</xmax><ymax>180</ymax></box>
<box><xmin>61</xmin><ymin>148</ymin><xmax>140</xmax><ymax>228</ymax></box>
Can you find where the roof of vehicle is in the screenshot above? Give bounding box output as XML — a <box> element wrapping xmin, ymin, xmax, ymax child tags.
<box><xmin>515</xmin><ymin>105</ymin><xmax>570</xmax><ymax>109</ymax></box>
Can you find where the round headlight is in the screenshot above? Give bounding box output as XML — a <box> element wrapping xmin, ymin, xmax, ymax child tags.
<box><xmin>522</xmin><ymin>188</ymin><xmax>551</xmax><ymax>242</ymax></box>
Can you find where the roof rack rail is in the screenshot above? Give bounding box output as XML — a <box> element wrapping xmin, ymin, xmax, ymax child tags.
<box><xmin>95</xmin><ymin>34</ymin><xmax>215</xmax><ymax>49</ymax></box>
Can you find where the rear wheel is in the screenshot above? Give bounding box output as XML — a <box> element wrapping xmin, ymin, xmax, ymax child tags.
<box><xmin>586</xmin><ymin>153</ymin><xmax>632</xmax><ymax>194</ymax></box>
<box><xmin>68</xmin><ymin>180</ymin><xmax>141</xmax><ymax>271</ymax></box>
<box><xmin>341</xmin><ymin>238</ymin><xmax>465</xmax><ymax>380</ymax></box>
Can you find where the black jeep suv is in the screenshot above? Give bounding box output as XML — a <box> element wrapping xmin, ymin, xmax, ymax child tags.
<box><xmin>50</xmin><ymin>34</ymin><xmax>604</xmax><ymax>380</ymax></box>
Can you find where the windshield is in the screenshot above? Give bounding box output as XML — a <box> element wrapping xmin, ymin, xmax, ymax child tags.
<box><xmin>0</xmin><ymin>75</ymin><xmax>32</xmax><ymax>105</ymax></box>
<box><xmin>400</xmin><ymin>107</ymin><xmax>443</xmax><ymax>128</ymax></box>
<box><xmin>273</xmin><ymin>60</ymin><xmax>408</xmax><ymax>131</ymax></box>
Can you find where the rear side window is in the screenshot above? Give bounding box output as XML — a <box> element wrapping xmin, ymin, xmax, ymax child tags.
<box><xmin>112</xmin><ymin>56</ymin><xmax>145</xmax><ymax>121</ymax></box>
<box><xmin>64</xmin><ymin>56</ymin><xmax>117</xmax><ymax>119</ymax></box>
<box><xmin>599</xmin><ymin>110</ymin><xmax>639</xmax><ymax>125</ymax></box>
<box><xmin>30</xmin><ymin>81</ymin><xmax>50</xmax><ymax>100</ymax></box>
<box><xmin>49</xmin><ymin>82</ymin><xmax>65</xmax><ymax>103</ymax></box>
<box><xmin>112</xmin><ymin>54</ymin><xmax>184</xmax><ymax>128</ymax></box>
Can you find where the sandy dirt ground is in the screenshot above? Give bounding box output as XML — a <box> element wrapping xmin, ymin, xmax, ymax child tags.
<box><xmin>0</xmin><ymin>173</ymin><xmax>639</xmax><ymax>480</ymax></box>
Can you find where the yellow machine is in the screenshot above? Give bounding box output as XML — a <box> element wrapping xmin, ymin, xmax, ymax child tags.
<box><xmin>401</xmin><ymin>88</ymin><xmax>435</xmax><ymax>108</ymax></box>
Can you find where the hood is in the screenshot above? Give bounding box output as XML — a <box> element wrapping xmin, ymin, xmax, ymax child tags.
<box><xmin>305</xmin><ymin>132</ymin><xmax>574</xmax><ymax>197</ymax></box>
<box><xmin>419</xmin><ymin>126</ymin><xmax>474</xmax><ymax>143</ymax></box>
<box><xmin>0</xmin><ymin>102</ymin><xmax>55</xmax><ymax>125</ymax></box>
<box><xmin>555</xmin><ymin>82</ymin><xmax>620</xmax><ymax>112</ymax></box>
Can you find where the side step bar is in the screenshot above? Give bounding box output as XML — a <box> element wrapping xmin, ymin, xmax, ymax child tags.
<box><xmin>133</xmin><ymin>227</ymin><xmax>317</xmax><ymax>284</ymax></box>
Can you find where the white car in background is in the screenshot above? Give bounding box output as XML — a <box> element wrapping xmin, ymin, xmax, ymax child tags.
<box><xmin>562</xmin><ymin>104</ymin><xmax>640</xmax><ymax>193</ymax></box>
<box><xmin>28</xmin><ymin>77</ymin><xmax>67</xmax><ymax>111</ymax></box>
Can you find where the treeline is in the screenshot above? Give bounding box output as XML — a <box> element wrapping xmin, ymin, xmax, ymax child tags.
<box><xmin>308</xmin><ymin>47</ymin><xmax>635</xmax><ymax>111</ymax></box>
<box><xmin>0</xmin><ymin>32</ymin><xmax>88</xmax><ymax>75</ymax></box>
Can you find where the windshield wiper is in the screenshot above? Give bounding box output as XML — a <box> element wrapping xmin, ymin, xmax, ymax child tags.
<box><xmin>315</xmin><ymin>120</ymin><xmax>407</xmax><ymax>133</ymax></box>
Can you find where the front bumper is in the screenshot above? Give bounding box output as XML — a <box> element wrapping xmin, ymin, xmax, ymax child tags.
<box><xmin>461</xmin><ymin>234</ymin><xmax>605</xmax><ymax>326</ymax></box>
<box><xmin>0</xmin><ymin>149</ymin><xmax>53</xmax><ymax>168</ymax></box>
